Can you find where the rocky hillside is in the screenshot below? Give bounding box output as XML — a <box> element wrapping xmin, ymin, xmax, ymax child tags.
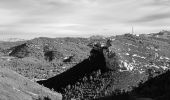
<box><xmin>142</xmin><ymin>30</ymin><xmax>170</xmax><ymax>44</ymax></box>
<box><xmin>96</xmin><ymin>70</ymin><xmax>170</xmax><ymax>100</ymax></box>
<box><xmin>0</xmin><ymin>32</ymin><xmax>170</xmax><ymax>100</ymax></box>
<box><xmin>38</xmin><ymin>33</ymin><xmax>170</xmax><ymax>100</ymax></box>
<box><xmin>0</xmin><ymin>67</ymin><xmax>62</xmax><ymax>100</ymax></box>
<box><xmin>0</xmin><ymin>37</ymin><xmax>91</xmax><ymax>79</ymax></box>
<box><xmin>9</xmin><ymin>37</ymin><xmax>90</xmax><ymax>61</ymax></box>
<box><xmin>109</xmin><ymin>33</ymin><xmax>170</xmax><ymax>74</ymax></box>
<box><xmin>131</xmin><ymin>70</ymin><xmax>170</xmax><ymax>100</ymax></box>
<box><xmin>37</xmin><ymin>39</ymin><xmax>145</xmax><ymax>100</ymax></box>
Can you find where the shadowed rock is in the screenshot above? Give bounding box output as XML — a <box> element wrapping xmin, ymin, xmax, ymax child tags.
<box><xmin>38</xmin><ymin>47</ymin><xmax>109</xmax><ymax>92</ymax></box>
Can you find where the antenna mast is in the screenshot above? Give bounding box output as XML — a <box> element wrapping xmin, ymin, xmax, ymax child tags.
<box><xmin>132</xmin><ymin>26</ymin><xmax>134</xmax><ymax>34</ymax></box>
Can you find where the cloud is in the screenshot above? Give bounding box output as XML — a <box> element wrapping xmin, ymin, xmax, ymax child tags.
<box><xmin>129</xmin><ymin>12</ymin><xmax>170</xmax><ymax>23</ymax></box>
<box><xmin>152</xmin><ymin>0</ymin><xmax>170</xmax><ymax>6</ymax></box>
<box><xmin>0</xmin><ymin>0</ymin><xmax>170</xmax><ymax>40</ymax></box>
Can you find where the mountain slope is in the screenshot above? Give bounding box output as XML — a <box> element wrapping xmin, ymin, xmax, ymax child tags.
<box><xmin>132</xmin><ymin>70</ymin><xmax>170</xmax><ymax>100</ymax></box>
<box><xmin>0</xmin><ymin>67</ymin><xmax>62</xmax><ymax>100</ymax></box>
<box><xmin>9</xmin><ymin>37</ymin><xmax>90</xmax><ymax>61</ymax></box>
<box><xmin>37</xmin><ymin>41</ymin><xmax>148</xmax><ymax>100</ymax></box>
<box><xmin>1</xmin><ymin>33</ymin><xmax>170</xmax><ymax>100</ymax></box>
<box><xmin>109</xmin><ymin>33</ymin><xmax>170</xmax><ymax>74</ymax></box>
<box><xmin>37</xmin><ymin>34</ymin><xmax>170</xmax><ymax>100</ymax></box>
<box><xmin>96</xmin><ymin>70</ymin><xmax>170</xmax><ymax>100</ymax></box>
<box><xmin>0</xmin><ymin>37</ymin><xmax>91</xmax><ymax>79</ymax></box>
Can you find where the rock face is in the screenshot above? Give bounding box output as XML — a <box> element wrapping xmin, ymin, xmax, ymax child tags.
<box><xmin>0</xmin><ymin>67</ymin><xmax>62</xmax><ymax>100</ymax></box>
<box><xmin>103</xmin><ymin>49</ymin><xmax>121</xmax><ymax>71</ymax></box>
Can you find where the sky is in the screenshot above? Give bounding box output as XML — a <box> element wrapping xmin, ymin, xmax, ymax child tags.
<box><xmin>0</xmin><ymin>0</ymin><xmax>170</xmax><ymax>40</ymax></box>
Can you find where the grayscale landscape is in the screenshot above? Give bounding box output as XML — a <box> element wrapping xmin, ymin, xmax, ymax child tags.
<box><xmin>0</xmin><ymin>0</ymin><xmax>170</xmax><ymax>100</ymax></box>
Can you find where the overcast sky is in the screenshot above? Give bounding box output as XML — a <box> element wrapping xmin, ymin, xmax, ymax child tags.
<box><xmin>0</xmin><ymin>0</ymin><xmax>170</xmax><ymax>40</ymax></box>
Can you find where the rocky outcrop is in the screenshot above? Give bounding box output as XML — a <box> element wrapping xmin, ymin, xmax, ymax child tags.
<box><xmin>37</xmin><ymin>41</ymin><xmax>124</xmax><ymax>99</ymax></box>
<box><xmin>44</xmin><ymin>51</ymin><xmax>63</xmax><ymax>62</ymax></box>
<box><xmin>9</xmin><ymin>43</ymin><xmax>31</xmax><ymax>58</ymax></box>
<box><xmin>38</xmin><ymin>45</ymin><xmax>111</xmax><ymax>91</ymax></box>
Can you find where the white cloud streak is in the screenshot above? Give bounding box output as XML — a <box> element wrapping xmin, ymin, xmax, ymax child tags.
<box><xmin>0</xmin><ymin>0</ymin><xmax>170</xmax><ymax>39</ymax></box>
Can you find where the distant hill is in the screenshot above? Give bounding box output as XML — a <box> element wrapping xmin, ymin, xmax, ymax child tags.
<box><xmin>145</xmin><ymin>30</ymin><xmax>170</xmax><ymax>44</ymax></box>
<box><xmin>150</xmin><ymin>30</ymin><xmax>170</xmax><ymax>37</ymax></box>
<box><xmin>89</xmin><ymin>35</ymin><xmax>106</xmax><ymax>40</ymax></box>
<box><xmin>0</xmin><ymin>37</ymin><xmax>91</xmax><ymax>79</ymax></box>
<box><xmin>2</xmin><ymin>38</ymin><xmax>26</xmax><ymax>42</ymax></box>
<box><xmin>0</xmin><ymin>41</ymin><xmax>25</xmax><ymax>50</ymax></box>
<box><xmin>8</xmin><ymin>37</ymin><xmax>90</xmax><ymax>61</ymax></box>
